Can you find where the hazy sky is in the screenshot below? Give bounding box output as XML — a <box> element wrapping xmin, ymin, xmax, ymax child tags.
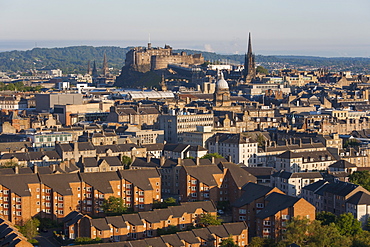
<box><xmin>1</xmin><ymin>0</ymin><xmax>370</xmax><ymax>56</ymax></box>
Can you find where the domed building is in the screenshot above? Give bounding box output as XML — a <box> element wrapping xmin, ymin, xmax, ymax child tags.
<box><xmin>213</xmin><ymin>71</ymin><xmax>231</xmax><ymax>107</ymax></box>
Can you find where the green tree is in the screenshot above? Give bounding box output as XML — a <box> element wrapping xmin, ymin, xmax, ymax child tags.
<box><xmin>102</xmin><ymin>196</ymin><xmax>129</xmax><ymax>216</ymax></box>
<box><xmin>220</xmin><ymin>236</ymin><xmax>238</xmax><ymax>247</ymax></box>
<box><xmin>349</xmin><ymin>171</ymin><xmax>370</xmax><ymax>191</ymax></box>
<box><xmin>121</xmin><ymin>155</ymin><xmax>132</xmax><ymax>169</ymax></box>
<box><xmin>335</xmin><ymin>212</ymin><xmax>362</xmax><ymax>237</ymax></box>
<box><xmin>308</xmin><ymin>221</ymin><xmax>351</xmax><ymax>247</ymax></box>
<box><xmin>156</xmin><ymin>225</ymin><xmax>179</xmax><ymax>236</ymax></box>
<box><xmin>352</xmin><ymin>231</ymin><xmax>370</xmax><ymax>247</ymax></box>
<box><xmin>74</xmin><ymin>237</ymin><xmax>102</xmax><ymax>245</ymax></box>
<box><xmin>249</xmin><ymin>237</ymin><xmax>276</xmax><ymax>247</ymax></box>
<box><xmin>18</xmin><ymin>217</ymin><xmax>40</xmax><ymax>240</ymax></box>
<box><xmin>197</xmin><ymin>213</ymin><xmax>222</xmax><ymax>227</ymax></box>
<box><xmin>153</xmin><ymin>197</ymin><xmax>178</xmax><ymax>209</ymax></box>
<box><xmin>283</xmin><ymin>216</ymin><xmax>311</xmax><ymax>246</ymax></box>
<box><xmin>316</xmin><ymin>211</ymin><xmax>337</xmax><ymax>226</ymax></box>
<box><xmin>256</xmin><ymin>66</ymin><xmax>268</xmax><ymax>75</ymax></box>
<box><xmin>201</xmin><ymin>153</ymin><xmax>224</xmax><ymax>159</ymax></box>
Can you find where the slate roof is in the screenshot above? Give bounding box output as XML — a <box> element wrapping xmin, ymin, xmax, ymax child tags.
<box><xmin>91</xmin><ymin>218</ymin><xmax>110</xmax><ymax>231</ymax></box>
<box><xmin>233</xmin><ymin>183</ymin><xmax>280</xmax><ymax>208</ymax></box>
<box><xmin>207</xmin><ymin>133</ymin><xmax>255</xmax><ymax>145</ymax></box>
<box><xmin>346</xmin><ymin>191</ymin><xmax>370</xmax><ymax>205</ymax></box>
<box><xmin>119</xmin><ymin>169</ymin><xmax>160</xmax><ymax>190</ymax></box>
<box><xmin>176</xmin><ymin>231</ymin><xmax>200</xmax><ymax>244</ymax></box>
<box><xmin>218</xmin><ymin>162</ymin><xmax>257</xmax><ymax>187</ymax></box>
<box><xmin>183</xmin><ymin>165</ymin><xmax>222</xmax><ymax>187</ymax></box>
<box><xmin>106</xmin><ymin>216</ymin><xmax>127</xmax><ymax>228</ymax></box>
<box><xmin>39</xmin><ymin>173</ymin><xmax>80</xmax><ymax>196</ymax></box>
<box><xmin>122</xmin><ymin>214</ymin><xmax>143</xmax><ymax>226</ymax></box>
<box><xmin>160</xmin><ymin>234</ymin><xmax>184</xmax><ymax>247</ymax></box>
<box><xmin>223</xmin><ymin>222</ymin><xmax>248</xmax><ymax>236</ymax></box>
<box><xmin>256</xmin><ymin>192</ymin><xmax>301</xmax><ymax>219</ymax></box>
<box><xmin>0</xmin><ymin>174</ymin><xmax>39</xmax><ymax>197</ymax></box>
<box><xmin>207</xmin><ymin>225</ymin><xmax>229</xmax><ymax>238</ymax></box>
<box><xmin>145</xmin><ymin>237</ymin><xmax>167</xmax><ymax>247</ymax></box>
<box><xmin>80</xmin><ymin>172</ymin><xmax>120</xmax><ymax>194</ymax></box>
<box><xmin>329</xmin><ymin>160</ymin><xmax>357</xmax><ymax>168</ymax></box>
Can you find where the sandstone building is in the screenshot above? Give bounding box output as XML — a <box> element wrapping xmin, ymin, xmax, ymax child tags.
<box><xmin>125</xmin><ymin>43</ymin><xmax>204</xmax><ymax>72</ymax></box>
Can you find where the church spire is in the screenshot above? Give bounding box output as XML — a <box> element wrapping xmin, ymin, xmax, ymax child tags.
<box><xmin>92</xmin><ymin>60</ymin><xmax>98</xmax><ymax>77</ymax></box>
<box><xmin>244</xmin><ymin>32</ymin><xmax>256</xmax><ymax>82</ymax></box>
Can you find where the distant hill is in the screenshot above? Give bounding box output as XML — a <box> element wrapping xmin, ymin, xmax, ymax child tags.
<box><xmin>1</xmin><ymin>46</ymin><xmax>370</xmax><ymax>75</ymax></box>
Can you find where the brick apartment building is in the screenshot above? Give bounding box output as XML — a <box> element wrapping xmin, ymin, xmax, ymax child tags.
<box><xmin>232</xmin><ymin>183</ymin><xmax>315</xmax><ymax>239</ymax></box>
<box><xmin>0</xmin><ymin>169</ymin><xmax>160</xmax><ymax>225</ymax></box>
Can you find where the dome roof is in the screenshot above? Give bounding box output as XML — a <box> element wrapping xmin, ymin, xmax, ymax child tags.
<box><xmin>216</xmin><ymin>71</ymin><xmax>229</xmax><ymax>90</ymax></box>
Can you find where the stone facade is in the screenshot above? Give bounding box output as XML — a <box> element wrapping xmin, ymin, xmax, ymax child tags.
<box><xmin>125</xmin><ymin>44</ymin><xmax>204</xmax><ymax>73</ymax></box>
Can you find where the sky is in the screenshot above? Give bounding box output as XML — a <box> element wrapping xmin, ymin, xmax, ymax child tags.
<box><xmin>1</xmin><ymin>0</ymin><xmax>370</xmax><ymax>57</ymax></box>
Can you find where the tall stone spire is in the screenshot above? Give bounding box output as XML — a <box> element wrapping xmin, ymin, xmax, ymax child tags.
<box><xmin>92</xmin><ymin>60</ymin><xmax>98</xmax><ymax>77</ymax></box>
<box><xmin>244</xmin><ymin>32</ymin><xmax>256</xmax><ymax>82</ymax></box>
<box><xmin>102</xmin><ymin>53</ymin><xmax>108</xmax><ymax>76</ymax></box>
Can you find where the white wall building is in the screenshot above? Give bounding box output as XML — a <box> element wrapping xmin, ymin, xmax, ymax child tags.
<box><xmin>207</xmin><ymin>133</ymin><xmax>258</xmax><ymax>166</ymax></box>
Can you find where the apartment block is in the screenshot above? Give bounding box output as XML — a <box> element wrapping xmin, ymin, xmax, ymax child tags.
<box><xmin>0</xmin><ymin>169</ymin><xmax>160</xmax><ymax>224</ymax></box>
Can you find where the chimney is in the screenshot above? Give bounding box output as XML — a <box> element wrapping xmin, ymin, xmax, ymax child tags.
<box><xmin>228</xmin><ymin>155</ymin><xmax>232</xmax><ymax>163</ymax></box>
<box><xmin>211</xmin><ymin>156</ymin><xmax>215</xmax><ymax>164</ymax></box>
<box><xmin>299</xmin><ymin>139</ymin><xmax>302</xmax><ymax>148</ymax></box>
<box><xmin>196</xmin><ymin>157</ymin><xmax>200</xmax><ymax>166</ymax></box>
<box><xmin>147</xmin><ymin>154</ymin><xmax>151</xmax><ymax>163</ymax></box>
<box><xmin>52</xmin><ymin>164</ymin><xmax>57</xmax><ymax>172</ymax></box>
<box><xmin>34</xmin><ymin>165</ymin><xmax>38</xmax><ymax>174</ymax></box>
<box><xmin>177</xmin><ymin>157</ymin><xmax>182</xmax><ymax>166</ymax></box>
<box><xmin>160</xmin><ymin>156</ymin><xmax>166</xmax><ymax>166</ymax></box>
<box><xmin>14</xmin><ymin>166</ymin><xmax>19</xmax><ymax>174</ymax></box>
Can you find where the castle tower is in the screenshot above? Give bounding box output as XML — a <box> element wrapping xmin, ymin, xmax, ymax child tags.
<box><xmin>102</xmin><ymin>53</ymin><xmax>108</xmax><ymax>76</ymax></box>
<box><xmin>92</xmin><ymin>61</ymin><xmax>98</xmax><ymax>78</ymax></box>
<box><xmin>160</xmin><ymin>74</ymin><xmax>167</xmax><ymax>91</ymax></box>
<box><xmin>213</xmin><ymin>71</ymin><xmax>231</xmax><ymax>107</ymax></box>
<box><xmin>244</xmin><ymin>32</ymin><xmax>256</xmax><ymax>82</ymax></box>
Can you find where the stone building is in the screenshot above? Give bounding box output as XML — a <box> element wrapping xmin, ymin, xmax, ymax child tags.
<box><xmin>124</xmin><ymin>43</ymin><xmax>204</xmax><ymax>73</ymax></box>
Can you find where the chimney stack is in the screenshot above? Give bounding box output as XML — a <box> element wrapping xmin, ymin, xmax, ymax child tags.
<box><xmin>34</xmin><ymin>165</ymin><xmax>38</xmax><ymax>174</ymax></box>
<box><xmin>228</xmin><ymin>155</ymin><xmax>232</xmax><ymax>163</ymax></box>
<box><xmin>196</xmin><ymin>157</ymin><xmax>200</xmax><ymax>166</ymax></box>
<box><xmin>160</xmin><ymin>156</ymin><xmax>166</xmax><ymax>166</ymax></box>
<box><xmin>14</xmin><ymin>166</ymin><xmax>19</xmax><ymax>174</ymax></box>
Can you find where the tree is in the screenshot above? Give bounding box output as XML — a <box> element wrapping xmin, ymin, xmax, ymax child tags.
<box><xmin>18</xmin><ymin>217</ymin><xmax>40</xmax><ymax>240</ymax></box>
<box><xmin>308</xmin><ymin>221</ymin><xmax>351</xmax><ymax>247</ymax></box>
<box><xmin>121</xmin><ymin>155</ymin><xmax>132</xmax><ymax>169</ymax></box>
<box><xmin>153</xmin><ymin>197</ymin><xmax>178</xmax><ymax>209</ymax></box>
<box><xmin>220</xmin><ymin>236</ymin><xmax>238</xmax><ymax>247</ymax></box>
<box><xmin>201</xmin><ymin>153</ymin><xmax>224</xmax><ymax>159</ymax></box>
<box><xmin>74</xmin><ymin>237</ymin><xmax>102</xmax><ymax>245</ymax></box>
<box><xmin>256</xmin><ymin>66</ymin><xmax>268</xmax><ymax>75</ymax></box>
<box><xmin>102</xmin><ymin>196</ymin><xmax>128</xmax><ymax>216</ymax></box>
<box><xmin>349</xmin><ymin>171</ymin><xmax>370</xmax><ymax>191</ymax></box>
<box><xmin>316</xmin><ymin>211</ymin><xmax>337</xmax><ymax>225</ymax></box>
<box><xmin>335</xmin><ymin>212</ymin><xmax>362</xmax><ymax>237</ymax></box>
<box><xmin>197</xmin><ymin>213</ymin><xmax>222</xmax><ymax>227</ymax></box>
<box><xmin>283</xmin><ymin>216</ymin><xmax>311</xmax><ymax>246</ymax></box>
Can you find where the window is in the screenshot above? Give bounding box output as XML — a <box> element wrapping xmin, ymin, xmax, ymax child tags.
<box><xmin>239</xmin><ymin>209</ymin><xmax>246</xmax><ymax>214</ymax></box>
<box><xmin>281</xmin><ymin>215</ymin><xmax>290</xmax><ymax>220</ymax></box>
<box><xmin>256</xmin><ymin>203</ymin><xmax>264</xmax><ymax>208</ymax></box>
<box><xmin>263</xmin><ymin>228</ymin><xmax>271</xmax><ymax>233</ymax></box>
<box><xmin>263</xmin><ymin>220</ymin><xmax>271</xmax><ymax>226</ymax></box>
<box><xmin>239</xmin><ymin>216</ymin><xmax>246</xmax><ymax>221</ymax></box>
